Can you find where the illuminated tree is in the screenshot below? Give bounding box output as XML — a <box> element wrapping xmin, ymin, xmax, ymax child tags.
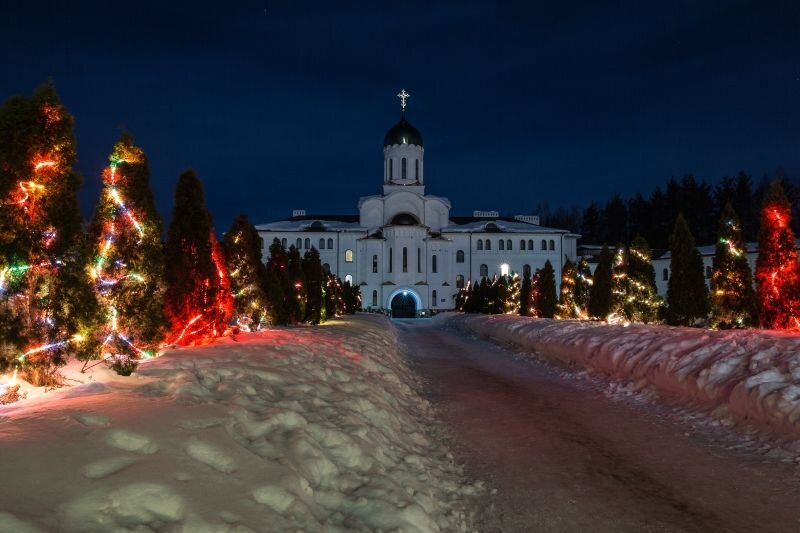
<box><xmin>536</xmin><ymin>260</ymin><xmax>557</xmax><ymax>318</ymax></box>
<box><xmin>666</xmin><ymin>214</ymin><xmax>708</xmax><ymax>326</ymax></box>
<box><xmin>615</xmin><ymin>235</ymin><xmax>661</xmax><ymax>323</ymax></box>
<box><xmin>163</xmin><ymin>170</ymin><xmax>233</xmax><ymax>345</ymax></box>
<box><xmin>504</xmin><ymin>274</ymin><xmax>521</xmax><ymax>314</ymax></box>
<box><xmin>526</xmin><ymin>271</ymin><xmax>542</xmax><ymax>318</ymax></box>
<box><xmin>222</xmin><ymin>215</ymin><xmax>269</xmax><ymax>331</ymax></box>
<box><xmin>342</xmin><ymin>279</ymin><xmax>361</xmax><ymax>314</ymax></box>
<box><xmin>574</xmin><ymin>256</ymin><xmax>593</xmax><ymax>318</ymax></box>
<box><xmin>755</xmin><ymin>179</ymin><xmax>800</xmax><ymax>329</ymax></box>
<box><xmin>302</xmin><ymin>247</ymin><xmax>325</xmax><ymax>324</ymax></box>
<box><xmin>325</xmin><ymin>274</ymin><xmax>344</xmax><ymax>317</ymax></box>
<box><xmin>265</xmin><ymin>239</ymin><xmax>291</xmax><ymax>325</ymax></box>
<box><xmin>0</xmin><ymin>84</ymin><xmax>98</xmax><ymax>382</ymax></box>
<box><xmin>556</xmin><ymin>258</ymin><xmax>577</xmax><ymax>319</ymax></box>
<box><xmin>589</xmin><ymin>245</ymin><xmax>613</xmax><ymax>319</ymax></box>
<box><xmin>286</xmin><ymin>245</ymin><xmax>305</xmax><ymax>323</ymax></box>
<box><xmin>710</xmin><ymin>202</ymin><xmax>756</xmax><ymax>328</ymax></box>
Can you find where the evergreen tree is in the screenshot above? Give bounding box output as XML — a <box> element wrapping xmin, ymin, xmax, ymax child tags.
<box><xmin>302</xmin><ymin>247</ymin><xmax>325</xmax><ymax>324</ymax></box>
<box><xmin>504</xmin><ymin>274</ymin><xmax>521</xmax><ymax>314</ymax></box>
<box><xmin>527</xmin><ymin>270</ymin><xmax>542</xmax><ymax>318</ymax></box>
<box><xmin>163</xmin><ymin>170</ymin><xmax>233</xmax><ymax>345</ymax></box>
<box><xmin>574</xmin><ymin>256</ymin><xmax>593</xmax><ymax>318</ymax></box>
<box><xmin>536</xmin><ymin>260</ymin><xmax>557</xmax><ymax>318</ymax></box>
<box><xmin>0</xmin><ymin>84</ymin><xmax>98</xmax><ymax>381</ymax></box>
<box><xmin>666</xmin><ymin>214</ymin><xmax>709</xmax><ymax>325</ymax></box>
<box><xmin>325</xmin><ymin>274</ymin><xmax>344</xmax><ymax>317</ymax></box>
<box><xmin>755</xmin><ymin>179</ymin><xmax>800</xmax><ymax>329</ymax></box>
<box><xmin>489</xmin><ymin>275</ymin><xmax>505</xmax><ymax>314</ymax></box>
<box><xmin>710</xmin><ymin>202</ymin><xmax>756</xmax><ymax>328</ymax></box>
<box><xmin>265</xmin><ymin>239</ymin><xmax>290</xmax><ymax>325</ymax></box>
<box><xmin>556</xmin><ymin>258</ymin><xmax>577</xmax><ymax>319</ymax></box>
<box><xmin>342</xmin><ymin>280</ymin><xmax>361</xmax><ymax>314</ymax></box>
<box><xmin>222</xmin><ymin>214</ymin><xmax>269</xmax><ymax>331</ymax></box>
<box><xmin>286</xmin><ymin>245</ymin><xmax>304</xmax><ymax>323</ymax></box>
<box><xmin>88</xmin><ymin>134</ymin><xmax>167</xmax><ymax>360</ymax></box>
<box><xmin>588</xmin><ymin>245</ymin><xmax>613</xmax><ymax>319</ymax></box>
<box><xmin>616</xmin><ymin>235</ymin><xmax>661</xmax><ymax>323</ymax></box>
<box><xmin>519</xmin><ymin>269</ymin><xmax>532</xmax><ymax>316</ymax></box>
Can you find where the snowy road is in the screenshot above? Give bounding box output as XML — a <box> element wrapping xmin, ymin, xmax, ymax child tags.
<box><xmin>395</xmin><ymin>319</ymin><xmax>800</xmax><ymax>533</ymax></box>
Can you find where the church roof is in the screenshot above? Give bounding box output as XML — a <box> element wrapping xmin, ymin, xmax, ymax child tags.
<box><xmin>383</xmin><ymin>115</ymin><xmax>423</xmax><ymax>147</ymax></box>
<box><xmin>255</xmin><ymin>214</ymin><xmax>362</xmax><ymax>232</ymax></box>
<box><xmin>446</xmin><ymin>217</ymin><xmax>570</xmax><ymax>234</ymax></box>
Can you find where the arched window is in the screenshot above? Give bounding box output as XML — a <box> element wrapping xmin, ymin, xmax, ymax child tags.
<box><xmin>389</xmin><ymin>247</ymin><xmax>393</xmax><ymax>272</ymax></box>
<box><xmin>432</xmin><ymin>254</ymin><xmax>438</xmax><ymax>273</ymax></box>
<box><xmin>327</xmin><ymin>238</ymin><xmax>333</xmax><ymax>249</ymax></box>
<box><xmin>663</xmin><ymin>268</ymin><xmax>669</xmax><ymax>281</ymax></box>
<box><xmin>432</xmin><ymin>290</ymin><xmax>438</xmax><ymax>307</ymax></box>
<box><xmin>402</xmin><ymin>247</ymin><xmax>408</xmax><ymax>272</ymax></box>
<box><xmin>507</xmin><ymin>239</ymin><xmax>512</xmax><ymax>250</ymax></box>
<box><xmin>401</xmin><ymin>157</ymin><xmax>407</xmax><ymax>179</ymax></box>
<box><xmin>319</xmin><ymin>238</ymin><xmax>325</xmax><ymax>250</ymax></box>
<box><xmin>523</xmin><ymin>264</ymin><xmax>531</xmax><ymax>278</ymax></box>
<box><xmin>296</xmin><ymin>238</ymin><xmax>302</xmax><ymax>249</ymax></box>
<box><xmin>417</xmin><ymin>248</ymin><xmax>422</xmax><ymax>272</ymax></box>
<box><xmin>389</xmin><ymin>159</ymin><xmax>393</xmax><ymax>180</ymax></box>
<box><xmin>499</xmin><ymin>240</ymin><xmax>505</xmax><ymax>251</ymax></box>
<box><xmin>528</xmin><ymin>239</ymin><xmax>534</xmax><ymax>250</ymax></box>
<box><xmin>372</xmin><ymin>290</ymin><xmax>378</xmax><ymax>306</ymax></box>
<box><xmin>345</xmin><ymin>249</ymin><xmax>354</xmax><ymax>262</ymax></box>
<box><xmin>281</xmin><ymin>238</ymin><xmax>287</xmax><ymax>249</ymax></box>
<box><xmin>415</xmin><ymin>159</ymin><xmax>419</xmax><ymax>180</ymax></box>
<box><xmin>344</xmin><ymin>274</ymin><xmax>353</xmax><ymax>285</ymax></box>
<box><xmin>541</xmin><ymin>239</ymin><xmax>547</xmax><ymax>250</ymax></box>
<box><xmin>500</xmin><ymin>263</ymin><xmax>510</xmax><ymax>276</ymax></box>
<box><xmin>480</xmin><ymin>264</ymin><xmax>488</xmax><ymax>277</ymax></box>
<box><xmin>456</xmin><ymin>274</ymin><xmax>465</xmax><ymax>288</ymax></box>
<box><xmin>706</xmin><ymin>266</ymin><xmax>712</xmax><ymax>279</ymax></box>
<box><xmin>304</xmin><ymin>238</ymin><xmax>311</xmax><ymax>249</ymax></box>
<box><xmin>486</xmin><ymin>240</ymin><xmax>492</xmax><ymax>250</ymax></box>
<box><xmin>372</xmin><ymin>254</ymin><xmax>378</xmax><ymax>273</ymax></box>
<box><xmin>477</xmin><ymin>239</ymin><xmax>483</xmax><ymax>250</ymax></box>
<box><xmin>549</xmin><ymin>239</ymin><xmax>555</xmax><ymax>251</ymax></box>
<box><xmin>456</xmin><ymin>250</ymin><xmax>465</xmax><ymax>263</ymax></box>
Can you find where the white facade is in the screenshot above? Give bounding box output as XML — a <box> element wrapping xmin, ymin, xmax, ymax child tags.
<box><xmin>256</xmin><ymin>97</ymin><xmax>580</xmax><ymax>315</ymax></box>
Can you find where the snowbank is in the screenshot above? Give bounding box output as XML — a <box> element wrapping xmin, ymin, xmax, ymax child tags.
<box><xmin>436</xmin><ymin>313</ymin><xmax>800</xmax><ymax>441</ymax></box>
<box><xmin>0</xmin><ymin>316</ymin><xmax>478</xmax><ymax>532</ymax></box>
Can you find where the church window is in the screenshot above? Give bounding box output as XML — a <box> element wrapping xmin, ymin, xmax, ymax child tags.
<box><xmin>415</xmin><ymin>159</ymin><xmax>419</xmax><ymax>180</ymax></box>
<box><xmin>541</xmin><ymin>239</ymin><xmax>547</xmax><ymax>250</ymax></box>
<box><xmin>432</xmin><ymin>254</ymin><xmax>438</xmax><ymax>273</ymax></box>
<box><xmin>389</xmin><ymin>159</ymin><xmax>393</xmax><ymax>180</ymax></box>
<box><xmin>523</xmin><ymin>264</ymin><xmax>531</xmax><ymax>278</ymax></box>
<box><xmin>477</xmin><ymin>239</ymin><xmax>483</xmax><ymax>250</ymax></box>
<box><xmin>401</xmin><ymin>158</ymin><xmax>407</xmax><ymax>179</ymax></box>
<box><xmin>486</xmin><ymin>240</ymin><xmax>492</xmax><ymax>251</ymax></box>
<box><xmin>323</xmin><ymin>263</ymin><xmax>330</xmax><ymax>273</ymax></box>
<box><xmin>500</xmin><ymin>263</ymin><xmax>510</xmax><ymax>276</ymax></box>
<box><xmin>456</xmin><ymin>250</ymin><xmax>465</xmax><ymax>263</ymax></box>
<box><xmin>327</xmin><ymin>238</ymin><xmax>334</xmax><ymax>249</ymax></box>
<box><xmin>372</xmin><ymin>254</ymin><xmax>378</xmax><ymax>273</ymax></box>
<box><xmin>304</xmin><ymin>238</ymin><xmax>311</xmax><ymax>249</ymax></box>
<box><xmin>389</xmin><ymin>248</ymin><xmax>393</xmax><ymax>272</ymax></box>
<box><xmin>418</xmin><ymin>248</ymin><xmax>422</xmax><ymax>272</ymax></box>
<box><xmin>480</xmin><ymin>264</ymin><xmax>488</xmax><ymax>277</ymax></box>
<box><xmin>319</xmin><ymin>238</ymin><xmax>325</xmax><ymax>250</ymax></box>
<box><xmin>403</xmin><ymin>247</ymin><xmax>408</xmax><ymax>272</ymax></box>
<box><xmin>507</xmin><ymin>239</ymin><xmax>512</xmax><ymax>250</ymax></box>
<box><xmin>296</xmin><ymin>238</ymin><xmax>302</xmax><ymax>249</ymax></box>
<box><xmin>520</xmin><ymin>240</ymin><xmax>526</xmax><ymax>251</ymax></box>
<box><xmin>372</xmin><ymin>290</ymin><xmax>378</xmax><ymax>306</ymax></box>
<box><xmin>456</xmin><ymin>274</ymin><xmax>465</xmax><ymax>288</ymax></box>
<box><xmin>663</xmin><ymin>268</ymin><xmax>669</xmax><ymax>281</ymax></box>
<box><xmin>432</xmin><ymin>290</ymin><xmax>438</xmax><ymax>307</ymax></box>
<box><xmin>345</xmin><ymin>249</ymin><xmax>354</xmax><ymax>263</ymax></box>
<box><xmin>281</xmin><ymin>238</ymin><xmax>287</xmax><ymax>249</ymax></box>
<box><xmin>528</xmin><ymin>239</ymin><xmax>534</xmax><ymax>250</ymax></box>
<box><xmin>549</xmin><ymin>239</ymin><xmax>555</xmax><ymax>251</ymax></box>
<box><xmin>499</xmin><ymin>240</ymin><xmax>505</xmax><ymax>251</ymax></box>
<box><xmin>345</xmin><ymin>274</ymin><xmax>353</xmax><ymax>285</ymax></box>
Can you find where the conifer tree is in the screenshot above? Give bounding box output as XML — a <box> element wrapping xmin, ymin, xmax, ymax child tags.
<box><xmin>342</xmin><ymin>280</ymin><xmax>361</xmax><ymax>314</ymax></box>
<box><xmin>519</xmin><ymin>269</ymin><xmax>532</xmax><ymax>316</ymax></box>
<box><xmin>222</xmin><ymin>214</ymin><xmax>269</xmax><ymax>331</ymax></box>
<box><xmin>163</xmin><ymin>170</ymin><xmax>233</xmax><ymax>345</ymax></box>
<box><xmin>325</xmin><ymin>274</ymin><xmax>344</xmax><ymax>317</ymax></box>
<box><xmin>0</xmin><ymin>84</ymin><xmax>98</xmax><ymax>380</ymax></box>
<box><xmin>617</xmin><ymin>235</ymin><xmax>661</xmax><ymax>323</ymax></box>
<box><xmin>574</xmin><ymin>256</ymin><xmax>593</xmax><ymax>318</ymax></box>
<box><xmin>666</xmin><ymin>214</ymin><xmax>709</xmax><ymax>325</ymax></box>
<box><xmin>556</xmin><ymin>258</ymin><xmax>578</xmax><ymax>319</ymax></box>
<box><xmin>755</xmin><ymin>179</ymin><xmax>800</xmax><ymax>329</ymax></box>
<box><xmin>710</xmin><ymin>202</ymin><xmax>756</xmax><ymax>328</ymax></box>
<box><xmin>589</xmin><ymin>245</ymin><xmax>613</xmax><ymax>319</ymax></box>
<box><xmin>611</xmin><ymin>245</ymin><xmax>628</xmax><ymax>317</ymax></box>
<box><xmin>286</xmin><ymin>245</ymin><xmax>305</xmax><ymax>323</ymax></box>
<box><xmin>88</xmin><ymin>134</ymin><xmax>166</xmax><ymax>360</ymax></box>
<box><xmin>527</xmin><ymin>270</ymin><xmax>542</xmax><ymax>318</ymax></box>
<box><xmin>504</xmin><ymin>274</ymin><xmax>521</xmax><ymax>314</ymax></box>
<box><xmin>537</xmin><ymin>260</ymin><xmax>557</xmax><ymax>318</ymax></box>
<box><xmin>302</xmin><ymin>248</ymin><xmax>325</xmax><ymax>324</ymax></box>
<box><xmin>265</xmin><ymin>239</ymin><xmax>291</xmax><ymax>325</ymax></box>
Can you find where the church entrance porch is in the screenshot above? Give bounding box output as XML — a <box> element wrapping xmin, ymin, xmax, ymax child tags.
<box><xmin>391</xmin><ymin>292</ymin><xmax>417</xmax><ymax>318</ymax></box>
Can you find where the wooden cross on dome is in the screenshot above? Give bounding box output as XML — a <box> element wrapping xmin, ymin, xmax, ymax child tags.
<box><xmin>397</xmin><ymin>89</ymin><xmax>410</xmax><ymax>111</ymax></box>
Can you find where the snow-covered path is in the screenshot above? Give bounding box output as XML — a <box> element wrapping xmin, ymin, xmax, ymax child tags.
<box><xmin>396</xmin><ymin>319</ymin><xmax>800</xmax><ymax>533</ymax></box>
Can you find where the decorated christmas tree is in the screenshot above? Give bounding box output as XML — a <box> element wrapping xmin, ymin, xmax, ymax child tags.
<box><xmin>222</xmin><ymin>214</ymin><xmax>269</xmax><ymax>331</ymax></box>
<box><xmin>755</xmin><ymin>179</ymin><xmax>800</xmax><ymax>329</ymax></box>
<box><xmin>286</xmin><ymin>245</ymin><xmax>305</xmax><ymax>323</ymax></box>
<box><xmin>614</xmin><ymin>235</ymin><xmax>661</xmax><ymax>323</ymax></box>
<box><xmin>665</xmin><ymin>214</ymin><xmax>708</xmax><ymax>326</ymax></box>
<box><xmin>0</xmin><ymin>84</ymin><xmax>98</xmax><ymax>382</ymax></box>
<box><xmin>88</xmin><ymin>135</ymin><xmax>166</xmax><ymax>362</ymax></box>
<box><xmin>504</xmin><ymin>273</ymin><xmax>521</xmax><ymax>314</ymax></box>
<box><xmin>589</xmin><ymin>245</ymin><xmax>613</xmax><ymax>319</ymax></box>
<box><xmin>265</xmin><ymin>239</ymin><xmax>291</xmax><ymax>325</ymax></box>
<box><xmin>163</xmin><ymin>170</ymin><xmax>233</xmax><ymax>345</ymax></box>
<box><xmin>526</xmin><ymin>270</ymin><xmax>542</xmax><ymax>318</ymax></box>
<box><xmin>325</xmin><ymin>274</ymin><xmax>344</xmax><ymax>318</ymax></box>
<box><xmin>574</xmin><ymin>256</ymin><xmax>593</xmax><ymax>319</ymax></box>
<box><xmin>342</xmin><ymin>280</ymin><xmax>361</xmax><ymax>314</ymax></box>
<box><xmin>710</xmin><ymin>201</ymin><xmax>756</xmax><ymax>328</ymax></box>
<box><xmin>302</xmin><ymin>247</ymin><xmax>326</xmax><ymax>324</ymax></box>
<box><xmin>556</xmin><ymin>258</ymin><xmax>577</xmax><ymax>319</ymax></box>
<box><xmin>536</xmin><ymin>260</ymin><xmax>557</xmax><ymax>318</ymax></box>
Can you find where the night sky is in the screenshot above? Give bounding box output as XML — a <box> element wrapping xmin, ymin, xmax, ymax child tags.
<box><xmin>2</xmin><ymin>1</ymin><xmax>799</xmax><ymax>230</ymax></box>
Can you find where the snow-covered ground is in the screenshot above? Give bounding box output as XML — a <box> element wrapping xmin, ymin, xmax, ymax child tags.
<box><xmin>0</xmin><ymin>316</ymin><xmax>479</xmax><ymax>532</ymax></box>
<box><xmin>436</xmin><ymin>313</ymin><xmax>800</xmax><ymax>442</ymax></box>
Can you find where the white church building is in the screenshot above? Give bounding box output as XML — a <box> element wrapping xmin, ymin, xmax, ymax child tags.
<box><xmin>256</xmin><ymin>91</ymin><xmax>580</xmax><ymax>317</ymax></box>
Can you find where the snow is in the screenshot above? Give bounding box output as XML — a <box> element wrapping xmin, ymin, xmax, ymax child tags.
<box><xmin>0</xmin><ymin>316</ymin><xmax>478</xmax><ymax>532</ymax></box>
<box><xmin>436</xmin><ymin>313</ymin><xmax>800</xmax><ymax>441</ymax></box>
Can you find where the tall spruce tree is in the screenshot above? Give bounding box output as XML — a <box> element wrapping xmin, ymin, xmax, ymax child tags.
<box><xmin>286</xmin><ymin>245</ymin><xmax>305</xmax><ymax>323</ymax></box>
<box><xmin>574</xmin><ymin>256</ymin><xmax>593</xmax><ymax>318</ymax></box>
<box><xmin>325</xmin><ymin>274</ymin><xmax>344</xmax><ymax>317</ymax></box>
<box><xmin>755</xmin><ymin>179</ymin><xmax>800</xmax><ymax>329</ymax></box>
<box><xmin>88</xmin><ymin>134</ymin><xmax>167</xmax><ymax>359</ymax></box>
<box><xmin>710</xmin><ymin>202</ymin><xmax>756</xmax><ymax>328</ymax></box>
<box><xmin>222</xmin><ymin>215</ymin><xmax>269</xmax><ymax>331</ymax></box>
<box><xmin>342</xmin><ymin>280</ymin><xmax>361</xmax><ymax>314</ymax></box>
<box><xmin>519</xmin><ymin>268</ymin><xmax>532</xmax><ymax>316</ymax></box>
<box><xmin>164</xmin><ymin>170</ymin><xmax>233</xmax><ymax>345</ymax></box>
<box><xmin>537</xmin><ymin>260</ymin><xmax>558</xmax><ymax>318</ymax></box>
<box><xmin>556</xmin><ymin>258</ymin><xmax>578</xmax><ymax>319</ymax></box>
<box><xmin>265</xmin><ymin>239</ymin><xmax>291</xmax><ymax>325</ymax></box>
<box><xmin>504</xmin><ymin>274</ymin><xmax>521</xmax><ymax>314</ymax></box>
<box><xmin>302</xmin><ymin>248</ymin><xmax>325</xmax><ymax>324</ymax></box>
<box><xmin>589</xmin><ymin>245</ymin><xmax>613</xmax><ymax>319</ymax></box>
<box><xmin>0</xmin><ymin>84</ymin><xmax>98</xmax><ymax>381</ymax></box>
<box><xmin>616</xmin><ymin>235</ymin><xmax>661</xmax><ymax>323</ymax></box>
<box><xmin>666</xmin><ymin>214</ymin><xmax>709</xmax><ymax>325</ymax></box>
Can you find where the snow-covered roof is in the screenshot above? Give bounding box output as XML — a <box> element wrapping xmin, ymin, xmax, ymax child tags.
<box><xmin>255</xmin><ymin>215</ymin><xmax>363</xmax><ymax>232</ymax></box>
<box><xmin>654</xmin><ymin>240</ymin><xmax>796</xmax><ymax>261</ymax></box>
<box><xmin>445</xmin><ymin>217</ymin><xmax>571</xmax><ymax>234</ymax></box>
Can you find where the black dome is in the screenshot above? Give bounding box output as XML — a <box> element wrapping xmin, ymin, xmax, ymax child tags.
<box><xmin>383</xmin><ymin>115</ymin><xmax>423</xmax><ymax>147</ymax></box>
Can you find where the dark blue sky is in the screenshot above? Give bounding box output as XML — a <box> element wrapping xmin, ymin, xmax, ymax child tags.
<box><xmin>1</xmin><ymin>1</ymin><xmax>798</xmax><ymax>230</ymax></box>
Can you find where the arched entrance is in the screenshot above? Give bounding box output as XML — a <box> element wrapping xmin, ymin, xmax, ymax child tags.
<box><xmin>391</xmin><ymin>292</ymin><xmax>417</xmax><ymax>318</ymax></box>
